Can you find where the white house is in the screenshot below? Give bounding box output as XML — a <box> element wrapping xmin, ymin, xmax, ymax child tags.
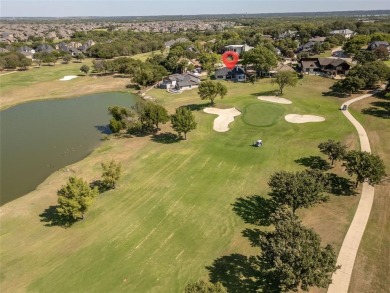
<box><xmin>329</xmin><ymin>29</ymin><xmax>355</xmax><ymax>39</ymax></box>
<box><xmin>224</xmin><ymin>44</ymin><xmax>253</xmax><ymax>55</ymax></box>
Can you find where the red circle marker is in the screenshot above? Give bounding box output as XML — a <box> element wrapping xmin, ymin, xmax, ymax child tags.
<box><xmin>222</xmin><ymin>51</ymin><xmax>239</xmax><ymax>70</ymax></box>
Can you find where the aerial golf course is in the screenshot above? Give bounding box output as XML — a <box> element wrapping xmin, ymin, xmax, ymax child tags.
<box><xmin>1</xmin><ymin>66</ymin><xmax>389</xmax><ymax>293</ymax></box>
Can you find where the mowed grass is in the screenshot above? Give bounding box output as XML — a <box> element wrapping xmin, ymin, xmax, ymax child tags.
<box><xmin>1</xmin><ymin>76</ymin><xmax>360</xmax><ymax>292</ymax></box>
<box><xmin>0</xmin><ymin>60</ymin><xmax>93</xmax><ymax>92</ymax></box>
<box><xmin>348</xmin><ymin>96</ymin><xmax>390</xmax><ymax>293</ymax></box>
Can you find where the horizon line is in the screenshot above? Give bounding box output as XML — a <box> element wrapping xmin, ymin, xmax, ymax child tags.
<box><xmin>1</xmin><ymin>9</ymin><xmax>390</xmax><ymax>19</ymax></box>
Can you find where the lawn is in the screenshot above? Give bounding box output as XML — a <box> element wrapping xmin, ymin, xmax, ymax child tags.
<box><xmin>1</xmin><ymin>76</ymin><xmax>362</xmax><ymax>292</ymax></box>
<box><xmin>348</xmin><ymin>95</ymin><xmax>390</xmax><ymax>293</ymax></box>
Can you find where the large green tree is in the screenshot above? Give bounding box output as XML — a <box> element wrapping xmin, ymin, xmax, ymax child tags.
<box><xmin>56</xmin><ymin>177</ymin><xmax>98</xmax><ymax>222</ymax></box>
<box><xmin>272</xmin><ymin>71</ymin><xmax>298</xmax><ymax>95</ymax></box>
<box><xmin>318</xmin><ymin>139</ymin><xmax>347</xmax><ymax>165</ymax></box>
<box><xmin>343</xmin><ymin>150</ymin><xmax>387</xmax><ymax>187</ymax></box>
<box><xmin>268</xmin><ymin>170</ymin><xmax>328</xmax><ymax>213</ymax></box>
<box><xmin>198</xmin><ymin>81</ymin><xmax>227</xmax><ymax>106</ymax></box>
<box><xmin>259</xmin><ymin>208</ymin><xmax>339</xmax><ymax>292</ymax></box>
<box><xmin>331</xmin><ymin>76</ymin><xmax>365</xmax><ymax>96</ymax></box>
<box><xmin>80</xmin><ymin>64</ymin><xmax>90</xmax><ymax>75</ymax></box>
<box><xmin>101</xmin><ymin>160</ymin><xmax>122</xmax><ymax>190</ymax></box>
<box><xmin>241</xmin><ymin>45</ymin><xmax>278</xmax><ymax>76</ymax></box>
<box><xmin>171</xmin><ymin>107</ymin><xmax>197</xmax><ymax>140</ymax></box>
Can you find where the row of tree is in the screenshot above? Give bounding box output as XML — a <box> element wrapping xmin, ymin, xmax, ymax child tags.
<box><xmin>108</xmin><ymin>102</ymin><xmax>197</xmax><ymax>140</ymax></box>
<box><xmin>56</xmin><ymin>160</ymin><xmax>122</xmax><ymax>225</ymax></box>
<box><xmin>331</xmin><ymin>61</ymin><xmax>390</xmax><ymax>96</ymax></box>
<box><xmin>0</xmin><ymin>52</ymin><xmax>32</xmax><ymax>70</ymax></box>
<box><xmin>187</xmin><ymin>139</ymin><xmax>386</xmax><ymax>292</ymax></box>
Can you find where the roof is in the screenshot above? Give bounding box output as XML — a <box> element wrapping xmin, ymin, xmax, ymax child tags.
<box><xmin>330</xmin><ymin>29</ymin><xmax>354</xmax><ymax>35</ymax></box>
<box><xmin>309</xmin><ymin>37</ymin><xmax>326</xmax><ymax>43</ymax></box>
<box><xmin>270</xmin><ymin>63</ymin><xmax>295</xmax><ymax>73</ymax></box>
<box><xmin>164</xmin><ymin>73</ymin><xmax>200</xmax><ymax>84</ymax></box>
<box><xmin>215</xmin><ymin>66</ymin><xmax>246</xmax><ymax>76</ymax></box>
<box><xmin>301</xmin><ymin>59</ymin><xmax>320</xmax><ymax>69</ymax></box>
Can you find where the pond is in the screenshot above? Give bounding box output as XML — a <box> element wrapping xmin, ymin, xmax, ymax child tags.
<box><xmin>0</xmin><ymin>92</ymin><xmax>138</xmax><ymax>205</ymax></box>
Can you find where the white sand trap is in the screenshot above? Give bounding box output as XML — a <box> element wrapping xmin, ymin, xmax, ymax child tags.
<box><xmin>285</xmin><ymin>114</ymin><xmax>325</xmax><ymax>124</ymax></box>
<box><xmin>204</xmin><ymin>107</ymin><xmax>241</xmax><ymax>132</ymax></box>
<box><xmin>258</xmin><ymin>96</ymin><xmax>292</xmax><ymax>104</ymax></box>
<box><xmin>59</xmin><ymin>75</ymin><xmax>78</xmax><ymax>81</ymax></box>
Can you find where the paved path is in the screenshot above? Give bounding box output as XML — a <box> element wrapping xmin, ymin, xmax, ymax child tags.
<box><xmin>327</xmin><ymin>94</ymin><xmax>375</xmax><ymax>293</ymax></box>
<box><xmin>0</xmin><ymin>71</ymin><xmax>17</xmax><ymax>76</ymax></box>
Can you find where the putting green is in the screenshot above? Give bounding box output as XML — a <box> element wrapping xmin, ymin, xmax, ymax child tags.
<box><xmin>242</xmin><ymin>103</ymin><xmax>285</xmax><ymax>127</ymax></box>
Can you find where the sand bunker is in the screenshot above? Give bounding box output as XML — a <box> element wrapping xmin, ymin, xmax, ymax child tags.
<box><xmin>285</xmin><ymin>114</ymin><xmax>325</xmax><ymax>123</ymax></box>
<box><xmin>204</xmin><ymin>107</ymin><xmax>241</xmax><ymax>132</ymax></box>
<box><xmin>59</xmin><ymin>75</ymin><xmax>78</xmax><ymax>81</ymax></box>
<box><xmin>258</xmin><ymin>96</ymin><xmax>292</xmax><ymax>104</ymax></box>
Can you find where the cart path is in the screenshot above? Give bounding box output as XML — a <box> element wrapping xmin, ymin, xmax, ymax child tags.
<box><xmin>327</xmin><ymin>93</ymin><xmax>374</xmax><ymax>293</ymax></box>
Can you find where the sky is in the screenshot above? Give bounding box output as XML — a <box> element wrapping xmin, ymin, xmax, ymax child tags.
<box><xmin>1</xmin><ymin>0</ymin><xmax>390</xmax><ymax>17</ymax></box>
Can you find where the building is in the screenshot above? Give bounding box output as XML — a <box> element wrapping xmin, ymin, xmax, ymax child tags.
<box><xmin>368</xmin><ymin>41</ymin><xmax>390</xmax><ymax>51</ymax></box>
<box><xmin>329</xmin><ymin>29</ymin><xmax>355</xmax><ymax>39</ymax></box>
<box><xmin>224</xmin><ymin>44</ymin><xmax>253</xmax><ymax>55</ymax></box>
<box><xmin>159</xmin><ymin>73</ymin><xmax>200</xmax><ymax>91</ymax></box>
<box><xmin>299</xmin><ymin>57</ymin><xmax>351</xmax><ymax>76</ymax></box>
<box><xmin>214</xmin><ymin>66</ymin><xmax>246</xmax><ymax>82</ymax></box>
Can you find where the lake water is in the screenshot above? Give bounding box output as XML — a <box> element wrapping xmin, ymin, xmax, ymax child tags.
<box><xmin>0</xmin><ymin>92</ymin><xmax>138</xmax><ymax>205</ymax></box>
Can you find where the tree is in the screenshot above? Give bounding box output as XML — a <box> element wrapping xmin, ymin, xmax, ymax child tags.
<box><xmin>76</xmin><ymin>52</ymin><xmax>86</xmax><ymax>62</ymax></box>
<box><xmin>318</xmin><ymin>139</ymin><xmax>347</xmax><ymax>165</ymax></box>
<box><xmin>198</xmin><ymin>81</ymin><xmax>227</xmax><ymax>106</ymax></box>
<box><xmin>353</xmin><ymin>50</ymin><xmax>377</xmax><ymax>64</ymax></box>
<box><xmin>259</xmin><ymin>208</ymin><xmax>339</xmax><ymax>292</ymax></box>
<box><xmin>185</xmin><ymin>281</ymin><xmax>227</xmax><ymax>293</ymax></box>
<box><xmin>62</xmin><ymin>53</ymin><xmax>72</xmax><ymax>64</ymax></box>
<box><xmin>374</xmin><ymin>46</ymin><xmax>389</xmax><ymax>60</ymax></box>
<box><xmin>108</xmin><ymin>105</ymin><xmax>133</xmax><ymax>133</ymax></box>
<box><xmin>101</xmin><ymin>160</ymin><xmax>122</xmax><ymax>190</ymax></box>
<box><xmin>171</xmin><ymin>107</ymin><xmax>197</xmax><ymax>140</ymax></box>
<box><xmin>133</xmin><ymin>101</ymin><xmax>169</xmax><ymax>133</ymax></box>
<box><xmin>331</xmin><ymin>76</ymin><xmax>365</xmax><ymax>96</ymax></box>
<box><xmin>272</xmin><ymin>71</ymin><xmax>298</xmax><ymax>95</ymax></box>
<box><xmin>56</xmin><ymin>177</ymin><xmax>98</xmax><ymax>222</ymax></box>
<box><xmin>80</xmin><ymin>64</ymin><xmax>90</xmax><ymax>75</ymax></box>
<box><xmin>343</xmin><ymin>150</ymin><xmax>387</xmax><ymax>187</ymax></box>
<box><xmin>268</xmin><ymin>170</ymin><xmax>328</xmax><ymax>213</ymax></box>
<box><xmin>241</xmin><ymin>45</ymin><xmax>278</xmax><ymax>77</ymax></box>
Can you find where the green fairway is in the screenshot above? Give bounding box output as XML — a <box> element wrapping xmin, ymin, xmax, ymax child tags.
<box><xmin>0</xmin><ymin>76</ymin><xmax>360</xmax><ymax>293</ymax></box>
<box><xmin>0</xmin><ymin>60</ymin><xmax>93</xmax><ymax>92</ymax></box>
<box><xmin>242</xmin><ymin>102</ymin><xmax>285</xmax><ymax>127</ymax></box>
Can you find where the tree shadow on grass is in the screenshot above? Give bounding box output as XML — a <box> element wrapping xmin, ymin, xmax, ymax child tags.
<box><xmin>326</xmin><ymin>173</ymin><xmax>357</xmax><ymax>196</ymax></box>
<box><xmin>182</xmin><ymin>103</ymin><xmax>210</xmax><ymax>111</ymax></box>
<box><xmin>232</xmin><ymin>195</ymin><xmax>277</xmax><ymax>226</ymax></box>
<box><xmin>206</xmin><ymin>254</ymin><xmax>279</xmax><ymax>293</ymax></box>
<box><xmin>242</xmin><ymin>228</ymin><xmax>263</xmax><ymax>247</ymax></box>
<box><xmin>39</xmin><ymin>206</ymin><xmax>75</xmax><ymax>228</ymax></box>
<box><xmin>251</xmin><ymin>90</ymin><xmax>280</xmax><ymax>98</ymax></box>
<box><xmin>361</xmin><ymin>101</ymin><xmax>390</xmax><ymax>119</ymax></box>
<box><xmin>150</xmin><ymin>132</ymin><xmax>181</xmax><ymax>144</ymax></box>
<box><xmin>295</xmin><ymin>156</ymin><xmax>331</xmax><ymax>171</ymax></box>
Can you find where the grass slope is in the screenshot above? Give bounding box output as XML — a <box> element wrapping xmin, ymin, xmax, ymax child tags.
<box><xmin>1</xmin><ymin>76</ymin><xmax>360</xmax><ymax>293</ymax></box>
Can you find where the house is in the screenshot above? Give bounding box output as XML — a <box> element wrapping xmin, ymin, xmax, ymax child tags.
<box><xmin>16</xmin><ymin>46</ymin><xmax>35</xmax><ymax>58</ymax></box>
<box><xmin>35</xmin><ymin>44</ymin><xmax>54</xmax><ymax>53</ymax></box>
<box><xmin>260</xmin><ymin>63</ymin><xmax>296</xmax><ymax>77</ymax></box>
<box><xmin>159</xmin><ymin>73</ymin><xmax>200</xmax><ymax>91</ymax></box>
<box><xmin>329</xmin><ymin>29</ymin><xmax>355</xmax><ymax>39</ymax></box>
<box><xmin>297</xmin><ymin>41</ymin><xmax>316</xmax><ymax>52</ymax></box>
<box><xmin>214</xmin><ymin>66</ymin><xmax>246</xmax><ymax>82</ymax></box>
<box><xmin>299</xmin><ymin>57</ymin><xmax>351</xmax><ymax>76</ymax></box>
<box><xmin>278</xmin><ymin>30</ymin><xmax>298</xmax><ymax>39</ymax></box>
<box><xmin>367</xmin><ymin>41</ymin><xmax>390</xmax><ymax>51</ymax></box>
<box><xmin>164</xmin><ymin>38</ymin><xmax>189</xmax><ymax>48</ymax></box>
<box><xmin>224</xmin><ymin>44</ymin><xmax>253</xmax><ymax>55</ymax></box>
<box><xmin>308</xmin><ymin>37</ymin><xmax>326</xmax><ymax>43</ymax></box>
